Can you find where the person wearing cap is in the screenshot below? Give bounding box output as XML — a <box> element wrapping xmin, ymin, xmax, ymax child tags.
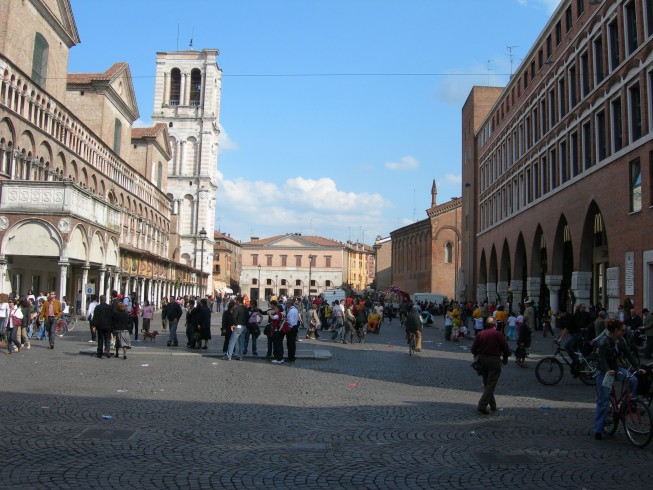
<box><xmin>523</xmin><ymin>300</ymin><xmax>535</xmax><ymax>333</ymax></box>
<box><xmin>471</xmin><ymin>316</ymin><xmax>511</xmax><ymax>414</ymax></box>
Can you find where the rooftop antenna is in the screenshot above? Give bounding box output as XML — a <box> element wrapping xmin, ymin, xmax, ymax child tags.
<box><xmin>189</xmin><ymin>26</ymin><xmax>194</xmax><ymax>50</ymax></box>
<box><xmin>487</xmin><ymin>59</ymin><xmax>493</xmax><ymax>85</ymax></box>
<box><xmin>216</xmin><ymin>216</ymin><xmax>221</xmax><ymax>232</ymax></box>
<box><xmin>507</xmin><ymin>46</ymin><xmax>519</xmax><ymax>78</ymax></box>
<box><xmin>176</xmin><ymin>24</ymin><xmax>180</xmax><ymax>51</ymax></box>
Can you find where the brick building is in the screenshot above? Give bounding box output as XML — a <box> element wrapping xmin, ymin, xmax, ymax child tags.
<box><xmin>212</xmin><ymin>231</ymin><xmax>242</xmax><ymax>295</ymax></box>
<box><xmin>391</xmin><ymin>180</ymin><xmax>462</xmax><ymax>299</ymax></box>
<box><xmin>462</xmin><ymin>0</ymin><xmax>653</xmax><ymax>315</ymax></box>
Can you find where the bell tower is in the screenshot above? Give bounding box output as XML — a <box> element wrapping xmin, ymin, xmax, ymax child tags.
<box><xmin>152</xmin><ymin>49</ymin><xmax>222</xmax><ymax>295</ymax></box>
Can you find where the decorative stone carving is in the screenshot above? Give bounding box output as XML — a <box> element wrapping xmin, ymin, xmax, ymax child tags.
<box><xmin>0</xmin><ymin>216</ymin><xmax>8</xmax><ymax>230</ymax></box>
<box><xmin>58</xmin><ymin>218</ymin><xmax>71</xmax><ymax>233</ymax></box>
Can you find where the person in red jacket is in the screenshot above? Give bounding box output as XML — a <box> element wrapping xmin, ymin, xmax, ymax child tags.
<box><xmin>471</xmin><ymin>317</ymin><xmax>511</xmax><ymax>414</ymax></box>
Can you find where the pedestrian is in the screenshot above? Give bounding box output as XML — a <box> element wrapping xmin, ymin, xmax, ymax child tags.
<box><xmin>141</xmin><ymin>300</ymin><xmax>153</xmax><ymax>333</ymax></box>
<box><xmin>514</xmin><ymin>318</ymin><xmax>532</xmax><ymax>368</ymax></box>
<box><xmin>128</xmin><ymin>292</ymin><xmax>140</xmax><ymax>341</ymax></box>
<box><xmin>166</xmin><ymin>297</ymin><xmax>183</xmax><ymax>347</ymax></box>
<box><xmin>506</xmin><ymin>311</ymin><xmax>517</xmax><ymax>341</ymax></box>
<box><xmin>285</xmin><ymin>299</ymin><xmax>300</xmax><ymax>362</ymax></box>
<box><xmin>221</xmin><ymin>300</ymin><xmax>235</xmax><ymax>353</ymax></box>
<box><xmin>198</xmin><ymin>298</ymin><xmax>212</xmax><ymax>349</ymax></box>
<box><xmin>185</xmin><ymin>299</ymin><xmax>201</xmax><ymax>348</ymax></box>
<box><xmin>225</xmin><ymin>296</ymin><xmax>248</xmax><ymax>360</ymax></box>
<box><xmin>39</xmin><ymin>291</ymin><xmax>62</xmax><ymax>350</ymax></box>
<box><xmin>160</xmin><ymin>297</ymin><xmax>169</xmax><ymax>331</ymax></box>
<box><xmin>0</xmin><ymin>293</ymin><xmax>9</xmax><ymax>348</ymax></box>
<box><xmin>112</xmin><ymin>301</ymin><xmax>131</xmax><ymax>359</ymax></box>
<box><xmin>271</xmin><ymin>302</ymin><xmax>286</xmax><ymax>364</ymax></box>
<box><xmin>91</xmin><ymin>295</ymin><xmax>113</xmax><ymax>358</ymax></box>
<box><xmin>86</xmin><ymin>294</ymin><xmax>99</xmax><ymax>343</ymax></box>
<box><xmin>593</xmin><ymin>319</ymin><xmax>646</xmax><ymax>440</ymax></box>
<box><xmin>642</xmin><ymin>309</ymin><xmax>653</xmax><ymax>359</ymax></box>
<box><xmin>470</xmin><ymin>316</ymin><xmax>511</xmax><ymax>414</ymax></box>
<box><xmin>307</xmin><ymin>303</ymin><xmax>321</xmax><ymax>339</ymax></box>
<box><xmin>18</xmin><ymin>297</ymin><xmax>33</xmax><ymax>350</ymax></box>
<box><xmin>243</xmin><ymin>299</ymin><xmax>263</xmax><ymax>356</ymax></box>
<box><xmin>5</xmin><ymin>299</ymin><xmax>23</xmax><ymax>354</ymax></box>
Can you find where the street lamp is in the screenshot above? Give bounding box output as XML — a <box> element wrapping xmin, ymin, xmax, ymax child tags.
<box><xmin>199</xmin><ymin>227</ymin><xmax>207</xmax><ymax>297</ymax></box>
<box><xmin>308</xmin><ymin>254</ymin><xmax>316</xmax><ymax>300</ymax></box>
<box><xmin>275</xmin><ymin>274</ymin><xmax>278</xmax><ymax>297</ymax></box>
<box><xmin>257</xmin><ymin>264</ymin><xmax>261</xmax><ymax>301</ymax></box>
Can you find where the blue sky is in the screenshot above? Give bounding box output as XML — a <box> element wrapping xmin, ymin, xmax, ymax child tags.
<box><xmin>68</xmin><ymin>0</ymin><xmax>560</xmax><ymax>244</ymax></box>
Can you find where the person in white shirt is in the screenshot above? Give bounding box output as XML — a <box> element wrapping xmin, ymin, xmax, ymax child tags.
<box><xmin>86</xmin><ymin>295</ymin><xmax>99</xmax><ymax>343</ymax></box>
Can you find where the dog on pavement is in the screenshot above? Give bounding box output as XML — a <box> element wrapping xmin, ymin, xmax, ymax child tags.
<box><xmin>142</xmin><ymin>330</ymin><xmax>159</xmax><ymax>342</ymax></box>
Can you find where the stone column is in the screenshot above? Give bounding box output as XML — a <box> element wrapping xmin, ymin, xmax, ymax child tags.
<box><xmin>124</xmin><ymin>276</ymin><xmax>131</xmax><ymax>298</ymax></box>
<box><xmin>98</xmin><ymin>267</ymin><xmax>106</xmax><ymax>300</ymax></box>
<box><xmin>163</xmin><ymin>72</ymin><xmax>169</xmax><ymax>105</ymax></box>
<box><xmin>81</xmin><ymin>264</ymin><xmax>90</xmax><ymax>314</ymax></box>
<box><xmin>496</xmin><ymin>281</ymin><xmax>509</xmax><ymax>306</ymax></box>
<box><xmin>112</xmin><ymin>269</ymin><xmax>121</xmax><ymax>296</ymax></box>
<box><xmin>486</xmin><ymin>282</ymin><xmax>497</xmax><ymax>304</ymax></box>
<box><xmin>139</xmin><ymin>278</ymin><xmax>145</xmax><ymax>305</ymax></box>
<box><xmin>58</xmin><ymin>261</ymin><xmax>68</xmax><ymax>301</ymax></box>
<box><xmin>476</xmin><ymin>283</ymin><xmax>487</xmax><ymax>304</ymax></box>
<box><xmin>179</xmin><ymin>141</ymin><xmax>186</xmax><ymax>176</ymax></box>
<box><xmin>606</xmin><ymin>267</ymin><xmax>620</xmax><ymax>318</ymax></box>
<box><xmin>0</xmin><ymin>255</ymin><xmax>8</xmax><ymax>294</ymax></box>
<box><xmin>180</xmin><ymin>73</ymin><xmax>187</xmax><ymax>106</ymax></box>
<box><xmin>510</xmin><ymin>279</ymin><xmax>524</xmax><ymax>313</ymax></box>
<box><xmin>571</xmin><ymin>271</ymin><xmax>592</xmax><ymax>310</ymax></box>
<box><xmin>545</xmin><ymin>275</ymin><xmax>563</xmax><ymax>329</ymax></box>
<box><xmin>526</xmin><ymin>277</ymin><xmax>541</xmax><ymax>303</ymax></box>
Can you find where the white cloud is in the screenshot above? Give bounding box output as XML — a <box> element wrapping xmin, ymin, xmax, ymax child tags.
<box><xmin>384</xmin><ymin>155</ymin><xmax>419</xmax><ymax>171</ymax></box>
<box><xmin>218</xmin><ymin>123</ymin><xmax>238</xmax><ymax>151</ymax></box>
<box><xmin>132</xmin><ymin>118</ymin><xmax>151</xmax><ymax>128</ymax></box>
<box><xmin>215</xmin><ymin>171</ymin><xmax>392</xmax><ymax>243</ymax></box>
<box><xmin>442</xmin><ymin>173</ymin><xmax>462</xmax><ymax>185</ymax></box>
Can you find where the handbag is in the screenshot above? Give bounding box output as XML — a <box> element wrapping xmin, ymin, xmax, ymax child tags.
<box><xmin>263</xmin><ymin>325</ymin><xmax>272</xmax><ymax>336</ymax></box>
<box><xmin>280</xmin><ymin>320</ymin><xmax>290</xmax><ymax>334</ymax></box>
<box><xmin>11</xmin><ymin>315</ymin><xmax>21</xmax><ymax>328</ymax></box>
<box><xmin>471</xmin><ymin>357</ymin><xmax>483</xmax><ymax>376</ymax></box>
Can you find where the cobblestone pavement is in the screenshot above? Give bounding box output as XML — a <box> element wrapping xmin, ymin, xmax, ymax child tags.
<box><xmin>1</xmin><ymin>309</ymin><xmax>651</xmax><ymax>489</ymax></box>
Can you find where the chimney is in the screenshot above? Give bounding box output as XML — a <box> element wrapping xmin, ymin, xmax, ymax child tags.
<box><xmin>251</xmin><ymin>236</ymin><xmax>259</xmax><ymax>241</ymax></box>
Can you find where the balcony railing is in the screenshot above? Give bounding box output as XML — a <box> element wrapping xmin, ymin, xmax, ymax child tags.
<box><xmin>0</xmin><ymin>180</ymin><xmax>121</xmax><ymax>232</ymax></box>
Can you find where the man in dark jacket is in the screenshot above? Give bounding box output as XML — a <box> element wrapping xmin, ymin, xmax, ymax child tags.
<box><xmin>91</xmin><ymin>295</ymin><xmax>113</xmax><ymax>358</ymax></box>
<box><xmin>167</xmin><ymin>298</ymin><xmax>183</xmax><ymax>347</ymax></box>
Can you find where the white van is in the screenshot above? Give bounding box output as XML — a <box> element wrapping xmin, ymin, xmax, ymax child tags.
<box><xmin>411</xmin><ymin>293</ymin><xmax>445</xmax><ymax>305</ymax></box>
<box><xmin>321</xmin><ymin>289</ymin><xmax>347</xmax><ymax>304</ymax></box>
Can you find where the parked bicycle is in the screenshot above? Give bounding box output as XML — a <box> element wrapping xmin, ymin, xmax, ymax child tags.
<box><xmin>55</xmin><ymin>313</ymin><xmax>77</xmax><ymax>336</ymax></box>
<box><xmin>535</xmin><ymin>345</ymin><xmax>597</xmax><ymax>386</ymax></box>
<box><xmin>602</xmin><ymin>371</ymin><xmax>653</xmax><ymax>448</ymax></box>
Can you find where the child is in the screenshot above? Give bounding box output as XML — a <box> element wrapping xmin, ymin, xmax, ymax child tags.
<box><xmin>506</xmin><ymin>312</ymin><xmax>517</xmax><ymax>341</ymax></box>
<box><xmin>515</xmin><ymin>320</ymin><xmax>532</xmax><ymax>368</ymax></box>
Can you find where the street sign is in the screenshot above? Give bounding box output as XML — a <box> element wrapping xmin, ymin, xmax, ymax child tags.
<box><xmin>85</xmin><ymin>284</ymin><xmax>95</xmax><ymax>295</ymax></box>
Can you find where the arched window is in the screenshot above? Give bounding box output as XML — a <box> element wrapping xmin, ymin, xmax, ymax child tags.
<box><xmin>169</xmin><ymin>68</ymin><xmax>181</xmax><ymax>105</ymax></box>
<box><xmin>113</xmin><ymin>119</ymin><xmax>122</xmax><ymax>155</ymax></box>
<box><xmin>444</xmin><ymin>242</ymin><xmax>453</xmax><ymax>263</ymax></box>
<box><xmin>32</xmin><ymin>33</ymin><xmax>49</xmax><ymax>87</ymax></box>
<box><xmin>157</xmin><ymin>161</ymin><xmax>163</xmax><ymax>188</ymax></box>
<box><xmin>190</xmin><ymin>69</ymin><xmax>202</xmax><ymax>106</ymax></box>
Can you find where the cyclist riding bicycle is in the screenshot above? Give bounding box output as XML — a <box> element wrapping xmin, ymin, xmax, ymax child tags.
<box><xmin>405</xmin><ymin>305</ymin><xmax>422</xmax><ymax>352</ymax></box>
<box><xmin>594</xmin><ymin>319</ymin><xmax>646</xmax><ymax>440</ymax></box>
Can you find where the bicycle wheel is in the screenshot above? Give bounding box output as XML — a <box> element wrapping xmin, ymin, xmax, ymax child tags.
<box><xmin>535</xmin><ymin>357</ymin><xmax>564</xmax><ymax>385</ymax></box>
<box><xmin>604</xmin><ymin>399</ymin><xmax>619</xmax><ymax>436</ymax></box>
<box><xmin>623</xmin><ymin>399</ymin><xmax>653</xmax><ymax>448</ymax></box>
<box><xmin>578</xmin><ymin>359</ymin><xmax>597</xmax><ymax>386</ymax></box>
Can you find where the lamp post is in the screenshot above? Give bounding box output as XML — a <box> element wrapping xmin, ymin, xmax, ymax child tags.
<box><xmin>199</xmin><ymin>227</ymin><xmax>207</xmax><ymax>297</ymax></box>
<box><xmin>257</xmin><ymin>264</ymin><xmax>261</xmax><ymax>302</ymax></box>
<box><xmin>308</xmin><ymin>254</ymin><xmax>316</xmax><ymax>300</ymax></box>
<box><xmin>451</xmin><ymin>197</ymin><xmax>460</xmax><ymax>301</ymax></box>
<box><xmin>275</xmin><ymin>274</ymin><xmax>278</xmax><ymax>298</ymax></box>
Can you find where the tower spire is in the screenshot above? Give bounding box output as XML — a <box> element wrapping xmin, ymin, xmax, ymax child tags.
<box><xmin>431</xmin><ymin>179</ymin><xmax>438</xmax><ymax>207</ymax></box>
